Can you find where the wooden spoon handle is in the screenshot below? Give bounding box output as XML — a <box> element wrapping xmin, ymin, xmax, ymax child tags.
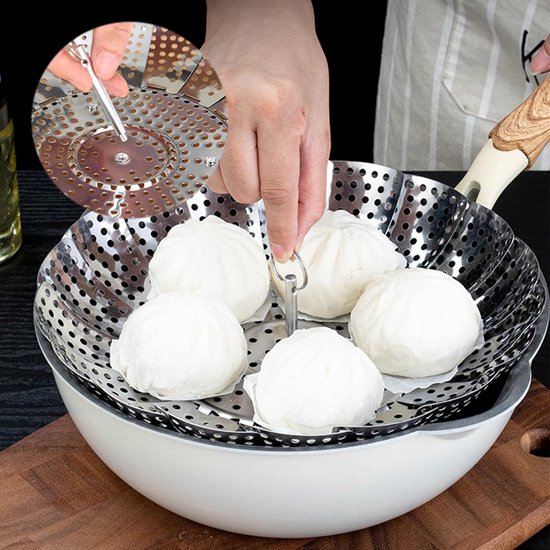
<box><xmin>490</xmin><ymin>76</ymin><xmax>550</xmax><ymax>168</ymax></box>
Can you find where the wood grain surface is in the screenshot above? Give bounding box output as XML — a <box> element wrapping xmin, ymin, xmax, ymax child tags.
<box><xmin>491</xmin><ymin>76</ymin><xmax>550</xmax><ymax>167</ymax></box>
<box><xmin>0</xmin><ymin>173</ymin><xmax>82</xmax><ymax>450</ymax></box>
<box><xmin>0</xmin><ymin>380</ymin><xmax>549</xmax><ymax>549</ymax></box>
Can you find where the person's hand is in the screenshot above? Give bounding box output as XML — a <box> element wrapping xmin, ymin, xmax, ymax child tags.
<box><xmin>531</xmin><ymin>34</ymin><xmax>550</xmax><ymax>75</ymax></box>
<box><xmin>47</xmin><ymin>22</ymin><xmax>133</xmax><ymax>97</ymax></box>
<box><xmin>203</xmin><ymin>0</ymin><xmax>330</xmax><ymax>262</ymax></box>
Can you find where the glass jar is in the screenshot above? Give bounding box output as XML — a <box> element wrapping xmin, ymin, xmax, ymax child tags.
<box><xmin>0</xmin><ymin>75</ymin><xmax>22</xmax><ymax>263</ymax></box>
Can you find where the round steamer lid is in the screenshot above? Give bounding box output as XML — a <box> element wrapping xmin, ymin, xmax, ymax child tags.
<box><xmin>32</xmin><ymin>23</ymin><xmax>227</xmax><ymax>218</ymax></box>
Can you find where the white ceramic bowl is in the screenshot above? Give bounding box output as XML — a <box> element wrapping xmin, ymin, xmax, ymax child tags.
<box><xmin>38</xmin><ymin>324</ymin><xmax>543</xmax><ymax>538</ymax></box>
<box><xmin>33</xmin><ymin>160</ymin><xmax>549</xmax><ymax>537</ymax></box>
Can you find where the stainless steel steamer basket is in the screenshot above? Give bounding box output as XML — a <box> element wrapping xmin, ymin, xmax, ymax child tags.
<box><xmin>34</xmin><ymin>161</ymin><xmax>549</xmax><ymax>448</ymax></box>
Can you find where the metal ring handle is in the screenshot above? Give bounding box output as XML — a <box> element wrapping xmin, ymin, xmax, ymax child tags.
<box><xmin>271</xmin><ymin>251</ymin><xmax>309</xmax><ymax>291</ymax></box>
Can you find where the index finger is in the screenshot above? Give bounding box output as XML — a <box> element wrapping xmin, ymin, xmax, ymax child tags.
<box><xmin>47</xmin><ymin>49</ymin><xmax>92</xmax><ymax>92</ymax></box>
<box><xmin>257</xmin><ymin>122</ymin><xmax>301</xmax><ymax>262</ymax></box>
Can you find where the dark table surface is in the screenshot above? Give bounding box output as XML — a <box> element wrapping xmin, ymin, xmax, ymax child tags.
<box><xmin>1</xmin><ymin>170</ymin><xmax>549</xmax><ymax>548</ymax></box>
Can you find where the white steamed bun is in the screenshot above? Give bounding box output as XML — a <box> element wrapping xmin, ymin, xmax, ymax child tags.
<box><xmin>245</xmin><ymin>327</ymin><xmax>384</xmax><ymax>434</ymax></box>
<box><xmin>350</xmin><ymin>268</ymin><xmax>483</xmax><ymax>378</ymax></box>
<box><xmin>271</xmin><ymin>210</ymin><xmax>406</xmax><ymax>319</ymax></box>
<box><xmin>110</xmin><ymin>292</ymin><xmax>248</xmax><ymax>400</ymax></box>
<box><xmin>148</xmin><ymin>216</ymin><xmax>269</xmax><ymax>323</ymax></box>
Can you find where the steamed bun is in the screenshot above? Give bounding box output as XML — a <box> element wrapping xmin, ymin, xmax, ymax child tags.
<box><xmin>271</xmin><ymin>210</ymin><xmax>406</xmax><ymax>319</ymax></box>
<box><xmin>110</xmin><ymin>292</ymin><xmax>248</xmax><ymax>400</ymax></box>
<box><xmin>245</xmin><ymin>327</ymin><xmax>384</xmax><ymax>434</ymax></box>
<box><xmin>148</xmin><ymin>216</ymin><xmax>269</xmax><ymax>322</ymax></box>
<box><xmin>350</xmin><ymin>268</ymin><xmax>483</xmax><ymax>378</ymax></box>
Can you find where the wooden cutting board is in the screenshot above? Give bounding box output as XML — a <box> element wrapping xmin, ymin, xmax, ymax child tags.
<box><xmin>1</xmin><ymin>381</ymin><xmax>549</xmax><ymax>550</ymax></box>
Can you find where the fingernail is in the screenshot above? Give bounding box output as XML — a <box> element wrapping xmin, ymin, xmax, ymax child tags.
<box><xmin>271</xmin><ymin>244</ymin><xmax>292</xmax><ymax>263</ymax></box>
<box><xmin>530</xmin><ymin>48</ymin><xmax>550</xmax><ymax>75</ymax></box>
<box><xmin>104</xmin><ymin>80</ymin><xmax>129</xmax><ymax>98</ymax></box>
<box><xmin>94</xmin><ymin>51</ymin><xmax>120</xmax><ymax>80</ymax></box>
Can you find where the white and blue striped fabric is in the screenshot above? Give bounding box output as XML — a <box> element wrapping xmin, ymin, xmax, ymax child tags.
<box><xmin>374</xmin><ymin>0</ymin><xmax>550</xmax><ymax>170</ymax></box>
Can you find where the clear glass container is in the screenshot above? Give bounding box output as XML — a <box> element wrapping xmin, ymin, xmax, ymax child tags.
<box><xmin>0</xmin><ymin>77</ymin><xmax>22</xmax><ymax>264</ymax></box>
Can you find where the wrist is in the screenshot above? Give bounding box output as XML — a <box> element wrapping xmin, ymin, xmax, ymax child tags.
<box><xmin>205</xmin><ymin>0</ymin><xmax>315</xmax><ymax>40</ymax></box>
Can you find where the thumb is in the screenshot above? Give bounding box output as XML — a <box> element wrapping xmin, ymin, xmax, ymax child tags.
<box><xmin>91</xmin><ymin>22</ymin><xmax>133</xmax><ymax>80</ymax></box>
<box><xmin>530</xmin><ymin>35</ymin><xmax>550</xmax><ymax>75</ymax></box>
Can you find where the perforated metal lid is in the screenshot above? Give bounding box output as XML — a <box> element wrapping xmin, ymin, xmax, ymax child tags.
<box><xmin>32</xmin><ymin>23</ymin><xmax>226</xmax><ymax>217</ymax></box>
